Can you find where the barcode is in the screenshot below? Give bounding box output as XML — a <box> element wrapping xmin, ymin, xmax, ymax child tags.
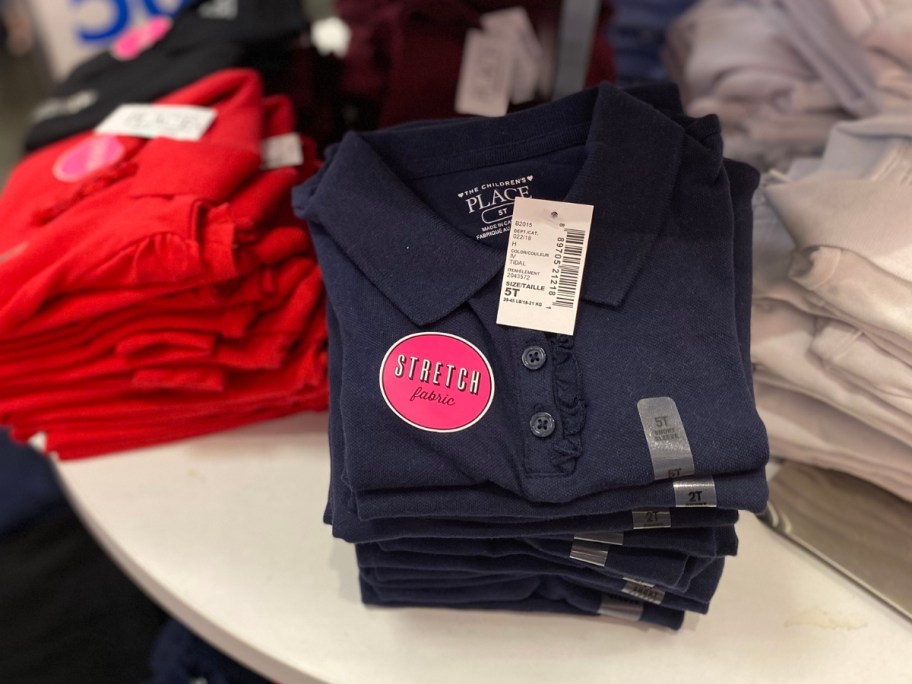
<box><xmin>553</xmin><ymin>228</ymin><xmax>585</xmax><ymax>308</ymax></box>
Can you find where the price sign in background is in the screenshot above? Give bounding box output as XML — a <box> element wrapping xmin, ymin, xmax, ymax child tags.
<box><xmin>26</xmin><ymin>0</ymin><xmax>190</xmax><ymax>80</ymax></box>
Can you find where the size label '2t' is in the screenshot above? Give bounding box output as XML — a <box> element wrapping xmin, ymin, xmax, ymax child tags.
<box><xmin>673</xmin><ymin>477</ymin><xmax>718</xmax><ymax>507</ymax></box>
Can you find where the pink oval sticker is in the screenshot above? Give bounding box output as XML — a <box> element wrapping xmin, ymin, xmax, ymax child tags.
<box><xmin>380</xmin><ymin>333</ymin><xmax>495</xmax><ymax>432</ymax></box>
<box><xmin>53</xmin><ymin>135</ymin><xmax>125</xmax><ymax>183</ymax></box>
<box><xmin>111</xmin><ymin>16</ymin><xmax>172</xmax><ymax>61</ymax></box>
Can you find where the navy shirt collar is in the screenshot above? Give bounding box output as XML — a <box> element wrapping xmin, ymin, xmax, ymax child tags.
<box><xmin>299</xmin><ymin>83</ymin><xmax>685</xmax><ymax>326</ymax></box>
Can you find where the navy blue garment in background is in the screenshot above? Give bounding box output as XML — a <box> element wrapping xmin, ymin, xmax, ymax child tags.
<box><xmin>146</xmin><ymin>620</ymin><xmax>269</xmax><ymax>684</ymax></box>
<box><xmin>0</xmin><ymin>431</ymin><xmax>66</xmax><ymax>539</ymax></box>
<box><xmin>609</xmin><ymin>0</ymin><xmax>697</xmax><ymax>84</ymax></box>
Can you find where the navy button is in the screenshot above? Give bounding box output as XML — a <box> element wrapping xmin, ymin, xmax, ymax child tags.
<box><xmin>530</xmin><ymin>412</ymin><xmax>555</xmax><ymax>438</ymax></box>
<box><xmin>521</xmin><ymin>346</ymin><xmax>547</xmax><ymax>370</ymax></box>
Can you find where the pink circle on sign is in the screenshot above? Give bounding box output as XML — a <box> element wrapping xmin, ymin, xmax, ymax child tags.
<box><xmin>379</xmin><ymin>332</ymin><xmax>495</xmax><ymax>432</ymax></box>
<box><xmin>53</xmin><ymin>135</ymin><xmax>125</xmax><ymax>183</ymax></box>
<box><xmin>111</xmin><ymin>16</ymin><xmax>172</xmax><ymax>60</ymax></box>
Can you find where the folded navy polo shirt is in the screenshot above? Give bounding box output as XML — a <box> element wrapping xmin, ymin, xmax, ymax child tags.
<box><xmin>378</xmin><ymin>525</ymin><xmax>738</xmax><ymax>560</ymax></box>
<box><xmin>377</xmin><ymin>524</ymin><xmax>738</xmax><ymax>558</ymax></box>
<box><xmin>294</xmin><ymin>82</ymin><xmax>768</xmax><ymax>513</ymax></box>
<box><xmin>360</xmin><ymin>556</ymin><xmax>725</xmax><ymax>613</ymax></box>
<box><xmin>359</xmin><ymin>577</ymin><xmax>686</xmax><ymax>630</ymax></box>
<box><xmin>324</xmin><ymin>306</ymin><xmax>742</xmax><ymax>545</ymax></box>
<box><xmin>334</xmin><ymin>138</ymin><xmax>766</xmax><ymax>525</ymax></box>
<box><xmin>359</xmin><ymin>540</ymin><xmax>702</xmax><ymax>592</ymax></box>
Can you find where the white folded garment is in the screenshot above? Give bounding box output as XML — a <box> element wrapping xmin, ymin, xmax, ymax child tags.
<box><xmin>827</xmin><ymin>0</ymin><xmax>912</xmax><ymax>110</ymax></box>
<box><xmin>811</xmin><ymin>319</ymin><xmax>912</xmax><ymax>407</ymax></box>
<box><xmin>752</xmin><ymin>174</ymin><xmax>829</xmax><ymax>311</ymax></box>
<box><xmin>756</xmin><ymin>382</ymin><xmax>912</xmax><ymax>501</ymax></box>
<box><xmin>751</xmin><ymin>300</ymin><xmax>912</xmax><ymax>447</ymax></box>
<box><xmin>788</xmin><ymin>246</ymin><xmax>912</xmax><ymax>352</ymax></box>
<box><xmin>684</xmin><ymin>1</ymin><xmax>814</xmax><ymax>99</ymax></box>
<box><xmin>763</xmin><ymin>0</ymin><xmax>879</xmax><ymax>116</ymax></box>
<box><xmin>665</xmin><ymin>0</ymin><xmax>849</xmax><ymax>170</ymax></box>
<box><xmin>764</xmin><ymin>115</ymin><xmax>912</xmax><ymax>329</ymax></box>
<box><xmin>864</xmin><ymin>5</ymin><xmax>912</xmax><ymax>70</ymax></box>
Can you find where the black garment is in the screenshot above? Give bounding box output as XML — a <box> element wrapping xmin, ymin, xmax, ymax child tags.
<box><xmin>24</xmin><ymin>0</ymin><xmax>305</xmax><ymax>151</ymax></box>
<box><xmin>0</xmin><ymin>510</ymin><xmax>166</xmax><ymax>684</ymax></box>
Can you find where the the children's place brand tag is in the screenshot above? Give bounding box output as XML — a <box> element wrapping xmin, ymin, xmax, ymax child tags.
<box><xmin>53</xmin><ymin>135</ymin><xmax>126</xmax><ymax>183</ymax></box>
<box><xmin>497</xmin><ymin>197</ymin><xmax>593</xmax><ymax>335</ymax></box>
<box><xmin>454</xmin><ymin>29</ymin><xmax>513</xmax><ymax>117</ymax></box>
<box><xmin>261</xmin><ymin>133</ymin><xmax>304</xmax><ymax>170</ymax></box>
<box><xmin>95</xmin><ymin>104</ymin><xmax>216</xmax><ymax>141</ymax></box>
<box><xmin>457</xmin><ymin>173</ymin><xmax>535</xmax><ymax>241</ymax></box>
<box><xmin>379</xmin><ymin>333</ymin><xmax>495</xmax><ymax>432</ymax></box>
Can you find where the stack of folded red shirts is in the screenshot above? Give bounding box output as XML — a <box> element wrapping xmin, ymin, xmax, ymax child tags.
<box><xmin>0</xmin><ymin>69</ymin><xmax>328</xmax><ymax>459</ymax></box>
<box><xmin>336</xmin><ymin>0</ymin><xmax>617</xmax><ymax>129</ymax></box>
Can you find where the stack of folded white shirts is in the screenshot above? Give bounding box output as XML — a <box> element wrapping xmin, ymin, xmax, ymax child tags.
<box><xmin>751</xmin><ymin>114</ymin><xmax>912</xmax><ymax>502</ymax></box>
<box><xmin>664</xmin><ymin>0</ymin><xmax>912</xmax><ymax>172</ymax></box>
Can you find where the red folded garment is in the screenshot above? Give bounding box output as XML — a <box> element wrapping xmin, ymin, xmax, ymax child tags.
<box><xmin>0</xmin><ymin>69</ymin><xmax>328</xmax><ymax>459</ymax></box>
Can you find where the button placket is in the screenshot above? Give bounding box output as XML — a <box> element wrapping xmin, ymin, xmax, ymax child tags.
<box><xmin>506</xmin><ymin>328</ymin><xmax>564</xmax><ymax>475</ymax></box>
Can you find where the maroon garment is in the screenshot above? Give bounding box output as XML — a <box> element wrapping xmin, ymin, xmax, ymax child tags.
<box><xmin>336</xmin><ymin>0</ymin><xmax>616</xmax><ymax>129</ymax></box>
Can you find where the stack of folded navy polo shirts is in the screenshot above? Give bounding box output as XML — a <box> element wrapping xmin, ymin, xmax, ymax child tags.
<box><xmin>0</xmin><ymin>69</ymin><xmax>328</xmax><ymax>459</ymax></box>
<box><xmin>293</xmin><ymin>81</ymin><xmax>769</xmax><ymax>629</ymax></box>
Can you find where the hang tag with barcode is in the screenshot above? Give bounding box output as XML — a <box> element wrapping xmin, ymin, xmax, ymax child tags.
<box><xmin>497</xmin><ymin>197</ymin><xmax>593</xmax><ymax>335</ymax></box>
<box><xmin>95</xmin><ymin>104</ymin><xmax>216</xmax><ymax>141</ymax></box>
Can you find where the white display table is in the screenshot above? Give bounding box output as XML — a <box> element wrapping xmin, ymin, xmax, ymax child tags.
<box><xmin>54</xmin><ymin>414</ymin><xmax>910</xmax><ymax>684</ymax></box>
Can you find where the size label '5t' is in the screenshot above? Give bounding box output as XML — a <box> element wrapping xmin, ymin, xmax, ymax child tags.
<box><xmin>496</xmin><ymin>197</ymin><xmax>593</xmax><ymax>335</ymax></box>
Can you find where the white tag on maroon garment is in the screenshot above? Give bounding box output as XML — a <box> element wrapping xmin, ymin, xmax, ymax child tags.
<box><xmin>454</xmin><ymin>29</ymin><xmax>512</xmax><ymax>118</ymax></box>
<box><xmin>497</xmin><ymin>197</ymin><xmax>594</xmax><ymax>335</ymax></box>
<box><xmin>481</xmin><ymin>7</ymin><xmax>543</xmax><ymax>104</ymax></box>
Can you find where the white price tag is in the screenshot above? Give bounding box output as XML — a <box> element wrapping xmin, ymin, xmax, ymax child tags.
<box><xmin>481</xmin><ymin>7</ymin><xmax>543</xmax><ymax>104</ymax></box>
<box><xmin>95</xmin><ymin>104</ymin><xmax>216</xmax><ymax>141</ymax></box>
<box><xmin>261</xmin><ymin>133</ymin><xmax>304</xmax><ymax>170</ymax></box>
<box><xmin>454</xmin><ymin>29</ymin><xmax>512</xmax><ymax>118</ymax></box>
<box><xmin>497</xmin><ymin>197</ymin><xmax>594</xmax><ymax>335</ymax></box>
